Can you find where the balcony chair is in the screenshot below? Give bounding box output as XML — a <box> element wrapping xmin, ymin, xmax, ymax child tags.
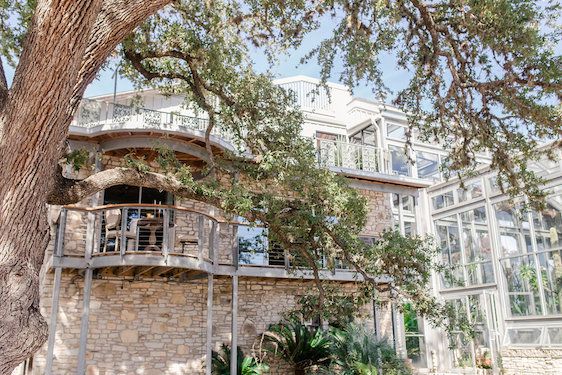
<box><xmin>103</xmin><ymin>209</ymin><xmax>138</xmax><ymax>253</ymax></box>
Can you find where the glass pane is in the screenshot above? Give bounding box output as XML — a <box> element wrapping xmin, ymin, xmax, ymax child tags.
<box><xmin>533</xmin><ymin>195</ymin><xmax>562</xmax><ymax>251</ymax></box>
<box><xmin>458</xmin><ymin>180</ymin><xmax>484</xmax><ymax>202</ymax></box>
<box><xmin>363</xmin><ymin>129</ymin><xmax>377</xmax><ymax>146</ymax></box>
<box><xmin>402</xmin><ymin>195</ymin><xmax>414</xmax><ymax>212</ymax></box>
<box><xmin>392</xmin><ymin>193</ymin><xmax>399</xmax><ymax>211</ymax></box>
<box><xmin>547</xmin><ymin>327</ymin><xmax>562</xmax><ymax>344</ymax></box>
<box><xmin>495</xmin><ymin>202</ymin><xmax>531</xmax><ymax>257</ymax></box>
<box><xmin>404</xmin><ymin>221</ymin><xmax>416</xmax><ymax>237</ymax></box>
<box><xmin>390</xmin><ymin>145</ymin><xmax>410</xmax><ymax>176</ymax></box>
<box><xmin>467</xmin><ymin>261</ymin><xmax>495</xmax><ymax>286</ymax></box>
<box><xmin>405</xmin><ymin>335</ymin><xmax>427</xmax><ymax>367</ymax></box>
<box><xmin>387</xmin><ymin>123</ymin><xmax>407</xmax><ymax>140</ymax></box>
<box><xmin>237</xmin><ymin>225</ymin><xmax>268</xmax><ymax>265</ymax></box>
<box><xmin>432</xmin><ymin>191</ymin><xmax>454</xmax><ymax>210</ymax></box>
<box><xmin>451</xmin><ymin>332</ymin><xmax>473</xmax><ymax>368</ymax></box>
<box><xmin>538</xmin><ymin>251</ymin><xmax>562</xmax><ymax>314</ymax></box>
<box><xmin>501</xmin><ymin>256</ymin><xmax>542</xmax><ymax>316</ymax></box>
<box><xmin>436</xmin><ymin>216</ymin><xmax>463</xmax><ymax>287</ymax></box>
<box><xmin>506</xmin><ymin>328</ymin><xmax>542</xmax><ymax>345</ymax></box>
<box><xmin>416</xmin><ymin>151</ymin><xmax>440</xmax><ymax>180</ymax></box>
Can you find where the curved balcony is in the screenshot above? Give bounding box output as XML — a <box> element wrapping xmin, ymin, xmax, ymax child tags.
<box><xmin>51</xmin><ymin>204</ymin><xmax>363</xmax><ymax>281</ymax></box>
<box><xmin>70</xmin><ymin>99</ymin><xmax>236</xmax><ymax>149</ymax></box>
<box><xmin>52</xmin><ymin>204</ymin><xmax>223</xmax><ymax>275</ymax></box>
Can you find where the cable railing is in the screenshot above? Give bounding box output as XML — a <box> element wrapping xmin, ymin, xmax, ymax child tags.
<box><xmin>53</xmin><ymin>204</ymin><xmax>352</xmax><ymax>272</ymax></box>
<box><xmin>54</xmin><ymin>204</ymin><xmax>224</xmax><ymax>264</ymax></box>
<box><xmin>237</xmin><ymin>239</ymin><xmax>350</xmax><ymax>270</ymax></box>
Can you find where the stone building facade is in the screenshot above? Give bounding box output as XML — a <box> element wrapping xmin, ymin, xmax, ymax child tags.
<box><xmin>11</xmin><ymin>76</ymin><xmax>562</xmax><ymax>375</ymax></box>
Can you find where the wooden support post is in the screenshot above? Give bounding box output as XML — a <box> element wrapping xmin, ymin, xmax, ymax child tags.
<box><xmin>55</xmin><ymin>208</ymin><xmax>67</xmax><ymax>257</ymax></box>
<box><xmin>45</xmin><ymin>267</ymin><xmax>62</xmax><ymax>375</ymax></box>
<box><xmin>119</xmin><ymin>208</ymin><xmax>128</xmax><ymax>257</ymax></box>
<box><xmin>85</xmin><ymin>211</ymin><xmax>95</xmax><ymax>261</ymax></box>
<box><xmin>208</xmin><ymin>221</ymin><xmax>216</xmax><ymax>263</ymax></box>
<box><xmin>77</xmin><ymin>269</ymin><xmax>93</xmax><ymax>375</ymax></box>
<box><xmin>230</xmin><ymin>275</ymin><xmax>238</xmax><ymax>375</ymax></box>
<box><xmin>206</xmin><ymin>274</ymin><xmax>214</xmax><ymax>375</ymax></box>
<box><xmin>212</xmin><ymin>222</ymin><xmax>219</xmax><ymax>266</ymax></box>
<box><xmin>198</xmin><ymin>215</ymin><xmax>204</xmax><ymax>262</ymax></box>
<box><xmin>231</xmin><ymin>224</ymin><xmax>238</xmax><ymax>269</ymax></box>
<box><xmin>162</xmin><ymin>209</ymin><xmax>170</xmax><ymax>257</ymax></box>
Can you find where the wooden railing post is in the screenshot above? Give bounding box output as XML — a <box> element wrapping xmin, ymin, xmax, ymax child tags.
<box><xmin>120</xmin><ymin>208</ymin><xmax>128</xmax><ymax>257</ymax></box>
<box><xmin>197</xmin><ymin>215</ymin><xmax>205</xmax><ymax>262</ymax></box>
<box><xmin>162</xmin><ymin>209</ymin><xmax>170</xmax><ymax>257</ymax></box>
<box><xmin>208</xmin><ymin>221</ymin><xmax>217</xmax><ymax>265</ymax></box>
<box><xmin>45</xmin><ymin>267</ymin><xmax>62</xmax><ymax>375</ymax></box>
<box><xmin>232</xmin><ymin>224</ymin><xmax>238</xmax><ymax>269</ymax></box>
<box><xmin>205</xmin><ymin>274</ymin><xmax>214</xmax><ymax>375</ymax></box>
<box><xmin>55</xmin><ymin>208</ymin><xmax>67</xmax><ymax>257</ymax></box>
<box><xmin>230</xmin><ymin>275</ymin><xmax>239</xmax><ymax>375</ymax></box>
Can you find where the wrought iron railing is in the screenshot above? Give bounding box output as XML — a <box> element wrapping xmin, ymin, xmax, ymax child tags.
<box><xmin>72</xmin><ymin>98</ymin><xmax>235</xmax><ymax>142</ymax></box>
<box><xmin>317</xmin><ymin>138</ymin><xmax>387</xmax><ymax>173</ymax></box>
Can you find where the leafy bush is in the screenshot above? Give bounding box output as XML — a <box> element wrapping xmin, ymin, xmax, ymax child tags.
<box><xmin>211</xmin><ymin>343</ymin><xmax>268</xmax><ymax>375</ymax></box>
<box><xmin>263</xmin><ymin>316</ymin><xmax>332</xmax><ymax>374</ymax></box>
<box><xmin>327</xmin><ymin>324</ymin><xmax>412</xmax><ymax>375</ymax></box>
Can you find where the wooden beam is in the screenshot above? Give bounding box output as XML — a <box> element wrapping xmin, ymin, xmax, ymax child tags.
<box><xmin>205</xmin><ymin>274</ymin><xmax>214</xmax><ymax>375</ymax></box>
<box><xmin>151</xmin><ymin>266</ymin><xmax>172</xmax><ymax>277</ymax></box>
<box><xmin>118</xmin><ymin>265</ymin><xmax>136</xmax><ymax>276</ymax></box>
<box><xmin>135</xmin><ymin>265</ymin><xmax>158</xmax><ymax>277</ymax></box>
<box><xmin>45</xmin><ymin>267</ymin><xmax>62</xmax><ymax>375</ymax></box>
<box><xmin>230</xmin><ymin>275</ymin><xmax>238</xmax><ymax>375</ymax></box>
<box><xmin>77</xmin><ymin>269</ymin><xmax>93</xmax><ymax>375</ymax></box>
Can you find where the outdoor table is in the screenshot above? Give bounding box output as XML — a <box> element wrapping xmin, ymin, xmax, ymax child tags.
<box><xmin>137</xmin><ymin>217</ymin><xmax>163</xmax><ymax>251</ymax></box>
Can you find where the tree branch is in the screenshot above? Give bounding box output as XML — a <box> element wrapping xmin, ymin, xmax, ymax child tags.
<box><xmin>48</xmin><ymin>167</ymin><xmax>220</xmax><ymax>206</ymax></box>
<box><xmin>72</xmin><ymin>0</ymin><xmax>173</xmax><ymax>102</ymax></box>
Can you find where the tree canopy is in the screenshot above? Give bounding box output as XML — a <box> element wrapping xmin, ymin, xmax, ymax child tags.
<box><xmin>0</xmin><ymin>0</ymin><xmax>560</xmax><ymax>371</ymax></box>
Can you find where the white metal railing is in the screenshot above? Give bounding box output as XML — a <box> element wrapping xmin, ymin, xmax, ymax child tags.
<box><xmin>72</xmin><ymin>98</ymin><xmax>235</xmax><ymax>143</ymax></box>
<box><xmin>317</xmin><ymin>138</ymin><xmax>388</xmax><ymax>174</ymax></box>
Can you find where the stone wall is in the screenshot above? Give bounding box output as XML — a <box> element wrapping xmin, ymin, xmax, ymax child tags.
<box><xmin>32</xmin><ymin>274</ymin><xmax>377</xmax><ymax>375</ymax></box>
<box><xmin>501</xmin><ymin>347</ymin><xmax>562</xmax><ymax>375</ymax></box>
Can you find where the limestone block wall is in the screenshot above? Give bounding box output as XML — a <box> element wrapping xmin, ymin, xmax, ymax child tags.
<box><xmin>501</xmin><ymin>347</ymin><xmax>562</xmax><ymax>375</ymax></box>
<box><xmin>32</xmin><ymin>274</ymin><xmax>378</xmax><ymax>375</ymax></box>
<box><xmin>359</xmin><ymin>189</ymin><xmax>393</xmax><ymax>236</ymax></box>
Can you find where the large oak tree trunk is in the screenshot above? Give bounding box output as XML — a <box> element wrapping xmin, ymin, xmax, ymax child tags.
<box><xmin>0</xmin><ymin>2</ymin><xmax>104</xmax><ymax>372</ymax></box>
<box><xmin>0</xmin><ymin>0</ymin><xmax>172</xmax><ymax>372</ymax></box>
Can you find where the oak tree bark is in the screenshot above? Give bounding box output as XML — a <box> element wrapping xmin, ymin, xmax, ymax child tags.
<box><xmin>0</xmin><ymin>1</ymin><xmax>171</xmax><ymax>373</ymax></box>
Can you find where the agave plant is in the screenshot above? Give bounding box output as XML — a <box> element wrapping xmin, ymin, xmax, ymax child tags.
<box><xmin>211</xmin><ymin>343</ymin><xmax>269</xmax><ymax>375</ymax></box>
<box><xmin>327</xmin><ymin>324</ymin><xmax>412</xmax><ymax>375</ymax></box>
<box><xmin>263</xmin><ymin>316</ymin><xmax>332</xmax><ymax>375</ymax></box>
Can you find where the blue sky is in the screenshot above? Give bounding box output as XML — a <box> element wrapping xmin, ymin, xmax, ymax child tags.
<box><xmin>80</xmin><ymin>31</ymin><xmax>409</xmax><ymax>101</ymax></box>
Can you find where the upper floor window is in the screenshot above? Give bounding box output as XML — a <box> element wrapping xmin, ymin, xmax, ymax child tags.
<box><xmin>458</xmin><ymin>180</ymin><xmax>484</xmax><ymax>202</ymax></box>
<box><xmin>387</xmin><ymin>123</ymin><xmax>407</xmax><ymax>140</ymax></box>
<box><xmin>389</xmin><ymin>145</ymin><xmax>411</xmax><ymax>176</ymax></box>
<box><xmin>432</xmin><ymin>191</ymin><xmax>454</xmax><ymax>211</ymax></box>
<box><xmin>103</xmin><ymin>185</ymin><xmax>173</xmax><ymax>205</ymax></box>
<box><xmin>416</xmin><ymin>151</ymin><xmax>440</xmax><ymax>180</ymax></box>
<box><xmin>435</xmin><ymin>207</ymin><xmax>494</xmax><ymax>289</ymax></box>
<box><xmin>350</xmin><ymin>124</ymin><xmax>378</xmax><ymax>147</ymax></box>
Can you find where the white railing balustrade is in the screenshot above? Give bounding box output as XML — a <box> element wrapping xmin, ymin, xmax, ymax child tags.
<box><xmin>317</xmin><ymin>138</ymin><xmax>387</xmax><ymax>174</ymax></box>
<box><xmin>73</xmin><ymin>99</ymin><xmax>235</xmax><ymax>143</ymax></box>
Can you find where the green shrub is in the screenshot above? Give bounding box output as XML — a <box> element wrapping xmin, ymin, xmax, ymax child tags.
<box><xmin>211</xmin><ymin>343</ymin><xmax>268</xmax><ymax>375</ymax></box>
